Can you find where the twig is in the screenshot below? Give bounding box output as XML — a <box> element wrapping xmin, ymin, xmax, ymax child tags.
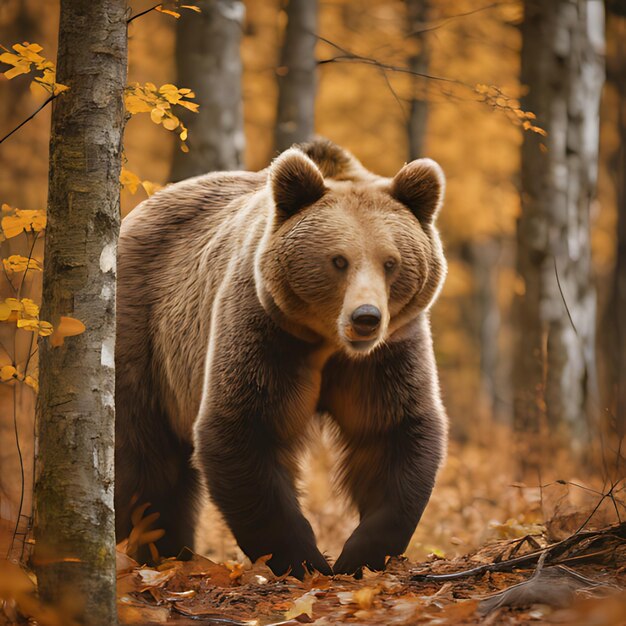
<box><xmin>406</xmin><ymin>2</ymin><xmax>514</xmax><ymax>37</ymax></box>
<box><xmin>0</xmin><ymin>93</ymin><xmax>59</xmax><ymax>146</ymax></box>
<box><xmin>553</xmin><ymin>255</ymin><xmax>579</xmax><ymax>337</ymax></box>
<box><xmin>127</xmin><ymin>3</ymin><xmax>162</xmax><ymax>23</ymax></box>
<box><xmin>411</xmin><ymin>522</ymin><xmax>626</xmax><ymax>582</ymax></box>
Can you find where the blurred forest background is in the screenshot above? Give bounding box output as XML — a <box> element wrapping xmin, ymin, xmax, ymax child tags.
<box><xmin>0</xmin><ymin>0</ymin><xmax>624</xmax><ymax>576</ymax></box>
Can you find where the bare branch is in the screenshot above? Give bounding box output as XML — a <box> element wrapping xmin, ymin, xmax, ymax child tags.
<box><xmin>0</xmin><ymin>93</ymin><xmax>59</xmax><ymax>147</ymax></box>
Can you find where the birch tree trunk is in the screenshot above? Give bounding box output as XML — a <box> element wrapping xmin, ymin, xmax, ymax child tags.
<box><xmin>170</xmin><ymin>0</ymin><xmax>245</xmax><ymax>181</ymax></box>
<box><xmin>274</xmin><ymin>0</ymin><xmax>317</xmax><ymax>153</ymax></box>
<box><xmin>514</xmin><ymin>0</ymin><xmax>604</xmax><ymax>463</ymax></box>
<box><xmin>406</xmin><ymin>0</ymin><xmax>429</xmax><ymax>160</ymax></box>
<box><xmin>34</xmin><ymin>1</ymin><xmax>127</xmax><ymax>622</ymax></box>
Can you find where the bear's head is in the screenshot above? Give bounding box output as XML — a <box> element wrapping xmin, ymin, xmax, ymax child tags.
<box><xmin>256</xmin><ymin>146</ymin><xmax>446</xmax><ymax>357</ymax></box>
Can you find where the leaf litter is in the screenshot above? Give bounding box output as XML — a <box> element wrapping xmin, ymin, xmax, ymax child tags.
<box><xmin>113</xmin><ymin>523</ymin><xmax>625</xmax><ymax>626</ymax></box>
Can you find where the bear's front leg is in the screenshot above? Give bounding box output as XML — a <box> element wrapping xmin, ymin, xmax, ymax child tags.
<box><xmin>196</xmin><ymin>411</ymin><xmax>330</xmax><ymax>578</ymax></box>
<box><xmin>321</xmin><ymin>337</ymin><xmax>448</xmax><ymax>575</ymax></box>
<box><xmin>194</xmin><ymin>315</ymin><xmax>331</xmax><ymax>579</ymax></box>
<box><xmin>332</xmin><ymin>422</ymin><xmax>444</xmax><ymax>575</ymax></box>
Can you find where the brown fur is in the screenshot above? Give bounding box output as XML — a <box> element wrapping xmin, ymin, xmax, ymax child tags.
<box><xmin>115</xmin><ymin>139</ymin><xmax>448</xmax><ymax>578</ymax></box>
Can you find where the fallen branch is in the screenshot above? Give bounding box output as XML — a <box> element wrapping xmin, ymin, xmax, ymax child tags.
<box><xmin>411</xmin><ymin>521</ymin><xmax>626</xmax><ymax>582</ymax></box>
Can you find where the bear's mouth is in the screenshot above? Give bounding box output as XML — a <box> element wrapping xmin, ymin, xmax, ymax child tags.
<box><xmin>348</xmin><ymin>338</ymin><xmax>378</xmax><ymax>352</ymax></box>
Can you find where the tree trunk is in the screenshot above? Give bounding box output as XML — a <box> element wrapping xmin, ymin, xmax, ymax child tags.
<box><xmin>606</xmin><ymin>6</ymin><xmax>626</xmax><ymax>437</ymax></box>
<box><xmin>514</xmin><ymin>0</ymin><xmax>604</xmax><ymax>465</ymax></box>
<box><xmin>274</xmin><ymin>0</ymin><xmax>317</xmax><ymax>153</ymax></box>
<box><xmin>464</xmin><ymin>239</ymin><xmax>505</xmax><ymax>420</ymax></box>
<box><xmin>170</xmin><ymin>0</ymin><xmax>245</xmax><ymax>181</ymax></box>
<box><xmin>34</xmin><ymin>1</ymin><xmax>126</xmax><ymax>623</ymax></box>
<box><xmin>406</xmin><ymin>0</ymin><xmax>429</xmax><ymax>160</ymax></box>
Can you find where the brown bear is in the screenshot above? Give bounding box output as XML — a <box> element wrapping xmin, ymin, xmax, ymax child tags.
<box><xmin>115</xmin><ymin>139</ymin><xmax>448</xmax><ymax>578</ymax></box>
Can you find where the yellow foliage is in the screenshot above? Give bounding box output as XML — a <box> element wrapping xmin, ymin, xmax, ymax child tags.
<box><xmin>120</xmin><ymin>167</ymin><xmax>163</xmax><ymax>197</ymax></box>
<box><xmin>155</xmin><ymin>6</ymin><xmax>182</xmax><ymax>18</ymax></box>
<box><xmin>125</xmin><ymin>82</ymin><xmax>198</xmax><ymax>150</ymax></box>
<box><xmin>120</xmin><ymin>167</ymin><xmax>142</xmax><ymax>194</ymax></box>
<box><xmin>3</xmin><ymin>254</ymin><xmax>42</xmax><ymax>273</ymax></box>
<box><xmin>0</xmin><ymin>365</ymin><xmax>17</xmax><ymax>381</ymax></box>
<box><xmin>24</xmin><ymin>375</ymin><xmax>38</xmax><ymax>394</ymax></box>
<box><xmin>1</xmin><ymin>206</ymin><xmax>46</xmax><ymax>239</ymax></box>
<box><xmin>141</xmin><ymin>180</ymin><xmax>164</xmax><ymax>197</ymax></box>
<box><xmin>0</xmin><ymin>41</ymin><xmax>68</xmax><ymax>95</ymax></box>
<box><xmin>154</xmin><ymin>2</ymin><xmax>203</xmax><ymax>18</ymax></box>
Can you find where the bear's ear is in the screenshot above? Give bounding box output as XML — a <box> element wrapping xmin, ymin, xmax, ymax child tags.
<box><xmin>390</xmin><ymin>158</ymin><xmax>445</xmax><ymax>224</ymax></box>
<box><xmin>270</xmin><ymin>149</ymin><xmax>327</xmax><ymax>219</ymax></box>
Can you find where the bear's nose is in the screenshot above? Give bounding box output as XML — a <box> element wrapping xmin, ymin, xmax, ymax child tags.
<box><xmin>351</xmin><ymin>305</ymin><xmax>382</xmax><ymax>336</ymax></box>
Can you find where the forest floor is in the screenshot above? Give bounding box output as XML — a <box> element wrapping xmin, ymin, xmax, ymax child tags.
<box><xmin>114</xmin><ymin>527</ymin><xmax>626</xmax><ymax>626</ymax></box>
<box><xmin>106</xmin><ymin>429</ymin><xmax>626</xmax><ymax>625</ymax></box>
<box><xmin>1</xmin><ymin>429</ymin><xmax>625</xmax><ymax>625</ymax></box>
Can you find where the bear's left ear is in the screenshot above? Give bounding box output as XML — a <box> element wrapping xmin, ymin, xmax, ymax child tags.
<box><xmin>390</xmin><ymin>158</ymin><xmax>445</xmax><ymax>224</ymax></box>
<box><xmin>269</xmin><ymin>148</ymin><xmax>327</xmax><ymax>219</ymax></box>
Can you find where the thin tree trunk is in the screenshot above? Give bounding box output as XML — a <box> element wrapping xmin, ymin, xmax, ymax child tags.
<box><xmin>34</xmin><ymin>1</ymin><xmax>127</xmax><ymax>623</ymax></box>
<box><xmin>274</xmin><ymin>0</ymin><xmax>317</xmax><ymax>153</ymax></box>
<box><xmin>606</xmin><ymin>6</ymin><xmax>626</xmax><ymax>437</ymax></box>
<box><xmin>170</xmin><ymin>0</ymin><xmax>245</xmax><ymax>181</ymax></box>
<box><xmin>406</xmin><ymin>0</ymin><xmax>429</xmax><ymax>160</ymax></box>
<box><xmin>465</xmin><ymin>239</ymin><xmax>504</xmax><ymax>419</ymax></box>
<box><xmin>514</xmin><ymin>0</ymin><xmax>604</xmax><ymax>466</ymax></box>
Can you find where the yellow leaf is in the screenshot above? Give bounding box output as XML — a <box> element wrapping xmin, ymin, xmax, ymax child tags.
<box><xmin>0</xmin><ymin>302</ymin><xmax>11</xmax><ymax>321</ymax></box>
<box><xmin>3</xmin><ymin>60</ymin><xmax>31</xmax><ymax>79</ymax></box>
<box><xmin>0</xmin><ymin>365</ymin><xmax>17</xmax><ymax>382</ymax></box>
<box><xmin>21</xmin><ymin>298</ymin><xmax>39</xmax><ymax>317</ymax></box>
<box><xmin>17</xmin><ymin>318</ymin><xmax>40</xmax><ymax>332</ymax></box>
<box><xmin>180</xmin><ymin>143</ymin><xmax>189</xmax><ymax>153</ymax></box>
<box><xmin>49</xmin><ymin>316</ymin><xmax>86</xmax><ymax>347</ymax></box>
<box><xmin>141</xmin><ymin>181</ymin><xmax>164</xmax><ymax>197</ymax></box>
<box><xmin>1</xmin><ymin>214</ymin><xmax>25</xmax><ymax>238</ymax></box>
<box><xmin>125</xmin><ymin>95</ymin><xmax>153</xmax><ymax>114</ymax></box>
<box><xmin>150</xmin><ymin>107</ymin><xmax>165</xmax><ymax>124</ymax></box>
<box><xmin>38</xmin><ymin>321</ymin><xmax>53</xmax><ymax>337</ymax></box>
<box><xmin>24</xmin><ymin>375</ymin><xmax>39</xmax><ymax>393</ymax></box>
<box><xmin>3</xmin><ymin>209</ymin><xmax>47</xmax><ymax>237</ymax></box>
<box><xmin>120</xmin><ymin>167</ymin><xmax>142</xmax><ymax>194</ymax></box>
<box><xmin>0</xmin><ymin>52</ymin><xmax>21</xmax><ymax>65</ymax></box>
<box><xmin>179</xmin><ymin>126</ymin><xmax>188</xmax><ymax>141</ymax></box>
<box><xmin>3</xmin><ymin>255</ymin><xmax>41</xmax><ymax>273</ymax></box>
<box><xmin>155</xmin><ymin>6</ymin><xmax>181</xmax><ymax>17</ymax></box>
<box><xmin>177</xmin><ymin>100</ymin><xmax>199</xmax><ymax>113</ymax></box>
<box><xmin>162</xmin><ymin>114</ymin><xmax>179</xmax><ymax>131</ymax></box>
<box><xmin>181</xmin><ymin>4</ymin><xmax>202</xmax><ymax>11</ymax></box>
<box><xmin>4</xmin><ymin>298</ymin><xmax>22</xmax><ymax>312</ymax></box>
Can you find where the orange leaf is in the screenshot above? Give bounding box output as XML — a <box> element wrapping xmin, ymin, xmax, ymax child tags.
<box><xmin>49</xmin><ymin>316</ymin><xmax>86</xmax><ymax>347</ymax></box>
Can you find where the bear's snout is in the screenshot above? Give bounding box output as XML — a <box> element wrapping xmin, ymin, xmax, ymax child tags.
<box><xmin>351</xmin><ymin>304</ymin><xmax>382</xmax><ymax>336</ymax></box>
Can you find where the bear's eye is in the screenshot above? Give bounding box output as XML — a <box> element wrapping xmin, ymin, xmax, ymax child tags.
<box><xmin>384</xmin><ymin>258</ymin><xmax>398</xmax><ymax>272</ymax></box>
<box><xmin>332</xmin><ymin>255</ymin><xmax>349</xmax><ymax>270</ymax></box>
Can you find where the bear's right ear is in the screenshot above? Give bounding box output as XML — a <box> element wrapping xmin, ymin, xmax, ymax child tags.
<box><xmin>269</xmin><ymin>149</ymin><xmax>327</xmax><ymax>219</ymax></box>
<box><xmin>390</xmin><ymin>158</ymin><xmax>445</xmax><ymax>225</ymax></box>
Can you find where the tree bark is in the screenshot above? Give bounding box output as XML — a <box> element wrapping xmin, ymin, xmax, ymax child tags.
<box><xmin>274</xmin><ymin>0</ymin><xmax>318</xmax><ymax>153</ymax></box>
<box><xmin>170</xmin><ymin>0</ymin><xmax>245</xmax><ymax>181</ymax></box>
<box><xmin>605</xmin><ymin>6</ymin><xmax>626</xmax><ymax>437</ymax></box>
<box><xmin>514</xmin><ymin>0</ymin><xmax>604</xmax><ymax>464</ymax></box>
<box><xmin>34</xmin><ymin>1</ymin><xmax>127</xmax><ymax>623</ymax></box>
<box><xmin>406</xmin><ymin>0</ymin><xmax>430</xmax><ymax>160</ymax></box>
